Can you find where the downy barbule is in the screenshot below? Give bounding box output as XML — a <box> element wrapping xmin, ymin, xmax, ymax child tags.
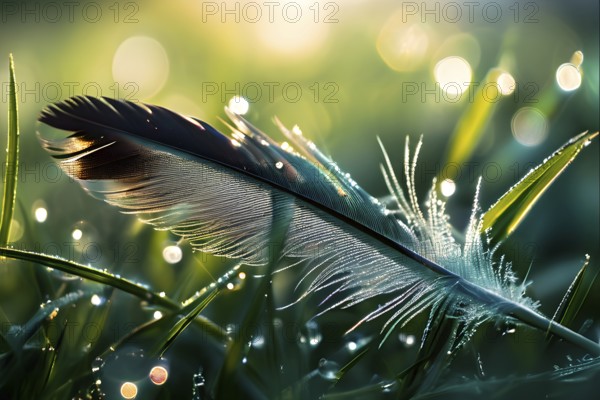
<box><xmin>38</xmin><ymin>96</ymin><xmax>600</xmax><ymax>360</ymax></box>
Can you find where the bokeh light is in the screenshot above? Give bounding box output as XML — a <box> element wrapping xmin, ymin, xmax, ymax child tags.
<box><xmin>71</xmin><ymin>228</ymin><xmax>83</xmax><ymax>241</ymax></box>
<box><xmin>112</xmin><ymin>36</ymin><xmax>169</xmax><ymax>99</ymax></box>
<box><xmin>511</xmin><ymin>107</ymin><xmax>549</xmax><ymax>146</ymax></box>
<box><xmin>556</xmin><ymin>63</ymin><xmax>582</xmax><ymax>91</ymax></box>
<box><xmin>255</xmin><ymin>1</ymin><xmax>330</xmax><ymax>56</ymax></box>
<box><xmin>377</xmin><ymin>18</ymin><xmax>429</xmax><ymax>72</ymax></box>
<box><xmin>34</xmin><ymin>207</ymin><xmax>48</xmax><ymax>223</ymax></box>
<box><xmin>496</xmin><ymin>72</ymin><xmax>516</xmax><ymax>96</ymax></box>
<box><xmin>434</xmin><ymin>56</ymin><xmax>472</xmax><ymax>97</ymax></box>
<box><xmin>162</xmin><ymin>245</ymin><xmax>183</xmax><ymax>264</ymax></box>
<box><xmin>90</xmin><ymin>294</ymin><xmax>104</xmax><ymax>306</ymax></box>
<box><xmin>440</xmin><ymin>178</ymin><xmax>456</xmax><ymax>197</ymax></box>
<box><xmin>120</xmin><ymin>382</ymin><xmax>138</xmax><ymax>399</ymax></box>
<box><xmin>228</xmin><ymin>95</ymin><xmax>249</xmax><ymax>115</ymax></box>
<box><xmin>149</xmin><ymin>366</ymin><xmax>169</xmax><ymax>385</ymax></box>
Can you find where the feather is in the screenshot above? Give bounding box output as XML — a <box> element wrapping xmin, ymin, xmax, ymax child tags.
<box><xmin>38</xmin><ymin>96</ymin><xmax>600</xmax><ymax>355</ymax></box>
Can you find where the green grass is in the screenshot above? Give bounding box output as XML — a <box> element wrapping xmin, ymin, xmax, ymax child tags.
<box><xmin>1</xmin><ymin>55</ymin><xmax>599</xmax><ymax>400</ymax></box>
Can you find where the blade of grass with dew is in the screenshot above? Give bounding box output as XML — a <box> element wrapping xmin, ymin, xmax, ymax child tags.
<box><xmin>0</xmin><ymin>247</ymin><xmax>177</xmax><ymax>308</ymax></box>
<box><xmin>150</xmin><ymin>263</ymin><xmax>242</xmax><ymax>358</ymax></box>
<box><xmin>49</xmin><ymin>310</ymin><xmax>232</xmax><ymax>399</ymax></box>
<box><xmin>411</xmin><ymin>356</ymin><xmax>600</xmax><ymax>400</ymax></box>
<box><xmin>216</xmin><ymin>196</ymin><xmax>294</xmax><ymax>399</ymax></box>
<box><xmin>4</xmin><ymin>290</ymin><xmax>84</xmax><ymax>353</ymax></box>
<box><xmin>440</xmin><ymin>68</ymin><xmax>503</xmax><ymax>183</ymax></box>
<box><xmin>548</xmin><ymin>255</ymin><xmax>600</xmax><ymax>342</ymax></box>
<box><xmin>397</xmin><ymin>299</ymin><xmax>456</xmax><ymax>398</ymax></box>
<box><xmin>333</xmin><ymin>346</ymin><xmax>371</xmax><ymax>382</ymax></box>
<box><xmin>38</xmin><ymin>325</ymin><xmax>66</xmax><ymax>397</ymax></box>
<box><xmin>15</xmin><ymin>199</ymin><xmax>57</xmax><ymax>297</ymax></box>
<box><xmin>482</xmin><ymin>131</ymin><xmax>598</xmax><ymax>243</ymax></box>
<box><xmin>0</xmin><ymin>247</ymin><xmax>227</xmax><ymax>343</ymax></box>
<box><xmin>0</xmin><ymin>55</ymin><xmax>19</xmax><ymax>247</ymax></box>
<box><xmin>151</xmin><ymin>291</ymin><xmax>219</xmax><ymax>357</ymax></box>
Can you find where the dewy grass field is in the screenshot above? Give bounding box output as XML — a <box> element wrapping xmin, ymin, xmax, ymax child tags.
<box><xmin>0</xmin><ymin>1</ymin><xmax>599</xmax><ymax>399</ymax></box>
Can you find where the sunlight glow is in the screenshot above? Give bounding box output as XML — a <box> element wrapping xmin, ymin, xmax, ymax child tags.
<box><xmin>377</xmin><ymin>21</ymin><xmax>429</xmax><ymax>72</ymax></box>
<box><xmin>113</xmin><ymin>36</ymin><xmax>169</xmax><ymax>99</ymax></box>
<box><xmin>256</xmin><ymin>1</ymin><xmax>330</xmax><ymax>56</ymax></box>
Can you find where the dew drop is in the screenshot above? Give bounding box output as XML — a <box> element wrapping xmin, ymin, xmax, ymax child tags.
<box><xmin>477</xmin><ymin>352</ymin><xmax>485</xmax><ymax>377</ymax></box>
<box><xmin>281</xmin><ymin>142</ymin><xmax>292</xmax><ymax>152</ymax></box>
<box><xmin>251</xmin><ymin>334</ymin><xmax>265</xmax><ymax>349</ymax></box>
<box><xmin>398</xmin><ymin>333</ymin><xmax>416</xmax><ymax>347</ymax></box>
<box><xmin>91</xmin><ymin>357</ymin><xmax>104</xmax><ymax>373</ymax></box>
<box><xmin>226</xmin><ymin>323</ymin><xmax>237</xmax><ymax>336</ymax></box>
<box><xmin>275</xmin><ymin>161</ymin><xmax>284</xmax><ymax>170</ymax></box>
<box><xmin>381</xmin><ymin>380</ymin><xmax>399</xmax><ymax>393</ymax></box>
<box><xmin>192</xmin><ymin>368</ymin><xmax>206</xmax><ymax>400</ymax></box>
<box><xmin>298</xmin><ymin>320</ymin><xmax>322</xmax><ymax>347</ymax></box>
<box><xmin>90</xmin><ymin>294</ymin><xmax>105</xmax><ymax>306</ymax></box>
<box><xmin>317</xmin><ymin>358</ymin><xmax>340</xmax><ymax>381</ymax></box>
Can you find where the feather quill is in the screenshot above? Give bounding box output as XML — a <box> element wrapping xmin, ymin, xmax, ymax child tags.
<box><xmin>38</xmin><ymin>96</ymin><xmax>600</xmax><ymax>355</ymax></box>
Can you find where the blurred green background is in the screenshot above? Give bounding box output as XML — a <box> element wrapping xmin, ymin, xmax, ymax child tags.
<box><xmin>0</xmin><ymin>0</ymin><xmax>598</xmax><ymax>398</ymax></box>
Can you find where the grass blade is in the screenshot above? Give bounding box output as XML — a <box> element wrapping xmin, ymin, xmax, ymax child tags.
<box><xmin>150</xmin><ymin>263</ymin><xmax>241</xmax><ymax>357</ymax></box>
<box><xmin>482</xmin><ymin>131</ymin><xmax>598</xmax><ymax>243</ymax></box>
<box><xmin>548</xmin><ymin>255</ymin><xmax>600</xmax><ymax>341</ymax></box>
<box><xmin>5</xmin><ymin>291</ymin><xmax>84</xmax><ymax>352</ymax></box>
<box><xmin>0</xmin><ymin>247</ymin><xmax>229</xmax><ymax>345</ymax></box>
<box><xmin>0</xmin><ymin>247</ymin><xmax>177</xmax><ymax>309</ymax></box>
<box><xmin>0</xmin><ymin>54</ymin><xmax>20</xmax><ymax>246</ymax></box>
<box><xmin>441</xmin><ymin>68</ymin><xmax>503</xmax><ymax>182</ymax></box>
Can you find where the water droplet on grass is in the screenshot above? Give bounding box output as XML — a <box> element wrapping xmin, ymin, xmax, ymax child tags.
<box><xmin>318</xmin><ymin>359</ymin><xmax>339</xmax><ymax>381</ymax></box>
<box><xmin>298</xmin><ymin>320</ymin><xmax>322</xmax><ymax>347</ymax></box>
